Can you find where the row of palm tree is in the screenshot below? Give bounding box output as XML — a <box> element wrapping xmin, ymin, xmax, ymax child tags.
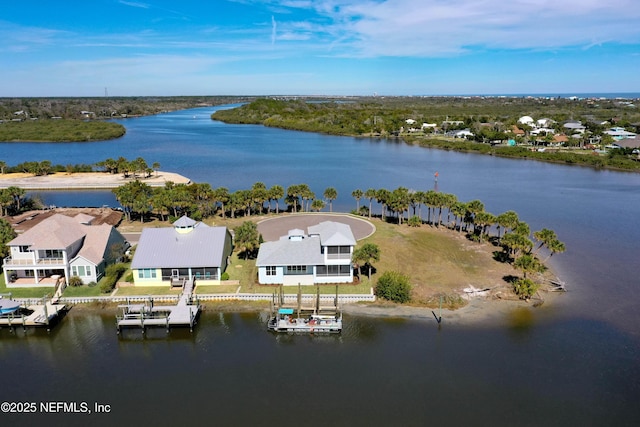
<box><xmin>111</xmin><ymin>181</ymin><xmax>343</xmax><ymax>222</ymax></box>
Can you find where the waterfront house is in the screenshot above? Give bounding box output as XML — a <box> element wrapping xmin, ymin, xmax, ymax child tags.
<box><xmin>130</xmin><ymin>216</ymin><xmax>232</xmax><ymax>286</ymax></box>
<box><xmin>256</xmin><ymin>221</ymin><xmax>355</xmax><ymax>286</ymax></box>
<box><xmin>3</xmin><ymin>214</ymin><xmax>127</xmax><ymax>287</ymax></box>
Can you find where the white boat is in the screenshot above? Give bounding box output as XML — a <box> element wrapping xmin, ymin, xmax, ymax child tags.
<box><xmin>0</xmin><ymin>297</ymin><xmax>21</xmax><ymax>315</ymax></box>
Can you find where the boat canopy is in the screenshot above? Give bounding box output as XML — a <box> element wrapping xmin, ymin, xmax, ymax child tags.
<box><xmin>278</xmin><ymin>308</ymin><xmax>294</xmax><ymax>315</ymax></box>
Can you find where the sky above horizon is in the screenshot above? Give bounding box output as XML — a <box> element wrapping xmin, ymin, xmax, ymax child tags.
<box><xmin>2</xmin><ymin>0</ymin><xmax>640</xmax><ymax>97</ymax></box>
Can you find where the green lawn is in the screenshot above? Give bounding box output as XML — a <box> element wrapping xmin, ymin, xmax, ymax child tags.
<box><xmin>61</xmin><ymin>283</ymin><xmax>105</xmax><ymax>297</ymax></box>
<box><xmin>114</xmin><ymin>286</ymin><xmax>182</xmax><ymax>296</ymax></box>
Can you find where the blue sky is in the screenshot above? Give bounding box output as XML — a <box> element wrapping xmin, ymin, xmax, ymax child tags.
<box><xmin>2</xmin><ymin>0</ymin><xmax>640</xmax><ymax>96</ymax></box>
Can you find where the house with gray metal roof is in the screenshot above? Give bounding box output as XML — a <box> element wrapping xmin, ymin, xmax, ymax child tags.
<box><xmin>3</xmin><ymin>213</ymin><xmax>127</xmax><ymax>287</ymax></box>
<box><xmin>256</xmin><ymin>221</ymin><xmax>355</xmax><ymax>285</ymax></box>
<box><xmin>131</xmin><ymin>215</ymin><xmax>232</xmax><ymax>286</ymax></box>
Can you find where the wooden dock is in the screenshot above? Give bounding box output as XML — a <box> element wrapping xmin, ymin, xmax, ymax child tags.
<box><xmin>0</xmin><ymin>300</ymin><xmax>66</xmax><ymax>331</ymax></box>
<box><xmin>116</xmin><ymin>279</ymin><xmax>200</xmax><ymax>334</ymax></box>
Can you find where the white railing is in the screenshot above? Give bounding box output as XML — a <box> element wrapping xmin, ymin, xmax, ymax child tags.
<box><xmin>53</xmin><ymin>292</ymin><xmax>375</xmax><ymax>305</ymax></box>
<box><xmin>4</xmin><ymin>257</ymin><xmax>65</xmax><ymax>266</ymax></box>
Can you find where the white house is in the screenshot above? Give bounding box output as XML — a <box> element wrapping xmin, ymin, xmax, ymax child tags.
<box><xmin>3</xmin><ymin>213</ymin><xmax>128</xmax><ymax>287</ymax></box>
<box><xmin>517</xmin><ymin>116</ymin><xmax>535</xmax><ymax>126</ymax></box>
<box><xmin>130</xmin><ymin>216</ymin><xmax>232</xmax><ymax>286</ymax></box>
<box><xmin>256</xmin><ymin>221</ymin><xmax>355</xmax><ymax>286</ymax></box>
<box><xmin>605</xmin><ymin>127</ymin><xmax>637</xmax><ymax>140</ymax></box>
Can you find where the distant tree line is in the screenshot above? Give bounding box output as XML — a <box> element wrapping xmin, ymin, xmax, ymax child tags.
<box><xmin>0</xmin><ymin>157</ymin><xmax>160</xmax><ymax>177</ymax></box>
<box><xmin>0</xmin><ymin>96</ymin><xmax>256</xmax><ymax>121</ymax></box>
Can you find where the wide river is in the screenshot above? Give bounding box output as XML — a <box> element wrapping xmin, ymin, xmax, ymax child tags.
<box><xmin>1</xmin><ymin>106</ymin><xmax>639</xmax><ymax>426</ymax></box>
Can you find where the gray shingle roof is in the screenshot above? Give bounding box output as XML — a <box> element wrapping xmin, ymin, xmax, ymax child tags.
<box><xmin>307</xmin><ymin>221</ymin><xmax>356</xmax><ymax>246</ymax></box>
<box><xmin>131</xmin><ymin>224</ymin><xmax>229</xmax><ymax>269</ymax></box>
<box><xmin>256</xmin><ymin>236</ymin><xmax>324</xmax><ymax>266</ymax></box>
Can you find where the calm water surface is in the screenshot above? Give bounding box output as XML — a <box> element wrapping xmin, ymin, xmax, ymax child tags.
<box><xmin>1</xmin><ymin>106</ymin><xmax>639</xmax><ymax>425</ymax></box>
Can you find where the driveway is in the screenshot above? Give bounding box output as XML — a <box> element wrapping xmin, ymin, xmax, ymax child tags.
<box><xmin>257</xmin><ymin>213</ymin><xmax>375</xmax><ymax>242</ymax></box>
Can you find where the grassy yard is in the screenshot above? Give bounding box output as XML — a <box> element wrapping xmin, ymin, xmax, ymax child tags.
<box><xmin>62</xmin><ymin>283</ymin><xmax>105</xmax><ymax>297</ymax></box>
<box><xmin>0</xmin><ymin>275</ymin><xmax>55</xmax><ymax>299</ymax></box>
<box><xmin>115</xmin><ymin>286</ymin><xmax>183</xmax><ymax>296</ymax></box>
<box><xmin>361</xmin><ymin>218</ymin><xmax>516</xmax><ymax>304</ymax></box>
<box><xmin>113</xmin><ymin>212</ymin><xmax>518</xmax><ymax>305</ymax></box>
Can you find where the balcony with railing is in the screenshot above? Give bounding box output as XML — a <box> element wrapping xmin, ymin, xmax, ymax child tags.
<box><xmin>3</xmin><ymin>256</ymin><xmax>66</xmax><ymax>267</ymax></box>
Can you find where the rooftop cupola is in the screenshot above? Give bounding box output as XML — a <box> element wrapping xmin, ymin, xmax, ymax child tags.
<box><xmin>173</xmin><ymin>215</ymin><xmax>197</xmax><ymax>234</ymax></box>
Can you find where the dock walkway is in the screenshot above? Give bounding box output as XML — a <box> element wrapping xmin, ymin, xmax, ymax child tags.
<box><xmin>116</xmin><ymin>279</ymin><xmax>200</xmax><ymax>333</ymax></box>
<box><xmin>0</xmin><ymin>301</ymin><xmax>66</xmax><ymax>330</ymax></box>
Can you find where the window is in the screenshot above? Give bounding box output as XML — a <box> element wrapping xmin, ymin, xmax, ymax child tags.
<box><xmin>138</xmin><ymin>269</ymin><xmax>157</xmax><ymax>279</ymax></box>
<box><xmin>326</xmin><ymin>246</ymin><xmax>351</xmax><ymax>259</ymax></box>
<box><xmin>286</xmin><ymin>265</ymin><xmax>308</xmax><ymax>275</ymax></box>
<box><xmin>266</xmin><ymin>266</ymin><xmax>277</xmax><ymax>276</ymax></box>
<box><xmin>316</xmin><ymin>265</ymin><xmax>351</xmax><ymax>276</ymax></box>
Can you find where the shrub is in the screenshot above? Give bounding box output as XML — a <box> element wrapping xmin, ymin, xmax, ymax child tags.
<box><xmin>221</xmin><ymin>272</ymin><xmax>230</xmax><ymax>280</ymax></box>
<box><xmin>375</xmin><ymin>270</ymin><xmax>412</xmax><ymax>303</ymax></box>
<box><xmin>513</xmin><ymin>278</ymin><xmax>539</xmax><ymax>300</ymax></box>
<box><xmin>105</xmin><ymin>263</ymin><xmax>127</xmax><ymax>278</ymax></box>
<box><xmin>68</xmin><ymin>275</ymin><xmax>83</xmax><ymax>287</ymax></box>
<box><xmin>87</xmin><ymin>281</ymin><xmax>97</xmax><ymax>288</ymax></box>
<box><xmin>408</xmin><ymin>215</ymin><xmax>422</xmax><ymax>227</ymax></box>
<box><xmin>100</xmin><ymin>275</ymin><xmax>118</xmax><ymax>294</ymax></box>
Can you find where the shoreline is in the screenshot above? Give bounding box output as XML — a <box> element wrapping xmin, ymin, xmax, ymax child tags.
<box><xmin>63</xmin><ymin>291</ymin><xmax>561</xmax><ymax>327</ymax></box>
<box><xmin>0</xmin><ymin>171</ymin><xmax>192</xmax><ymax>190</ymax></box>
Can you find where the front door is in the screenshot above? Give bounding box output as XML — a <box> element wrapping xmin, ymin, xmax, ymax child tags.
<box><xmin>172</xmin><ymin>269</ymin><xmax>179</xmax><ymax>279</ymax></box>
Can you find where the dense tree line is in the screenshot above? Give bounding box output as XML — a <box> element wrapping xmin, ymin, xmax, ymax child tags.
<box><xmin>0</xmin><ymin>96</ymin><xmax>256</xmax><ymax>120</ymax></box>
<box><xmin>0</xmin><ymin>120</ymin><xmax>125</xmax><ymax>142</ymax></box>
<box><xmin>212</xmin><ymin>97</ymin><xmax>640</xmax><ymax>171</ymax></box>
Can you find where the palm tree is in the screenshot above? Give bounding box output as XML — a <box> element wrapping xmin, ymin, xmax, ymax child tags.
<box><xmin>324</xmin><ymin>187</ymin><xmax>338</xmax><ymax>212</ymax></box>
<box><xmin>424</xmin><ymin>190</ymin><xmax>438</xmax><ymax>225</ymax></box>
<box><xmin>311</xmin><ymin>199</ymin><xmax>325</xmax><ymax>212</ymax></box>
<box><xmin>152</xmin><ymin>162</ymin><xmax>160</xmax><ymax>177</ymax></box>
<box><xmin>364</xmin><ymin>188</ymin><xmax>377</xmax><ymax>219</ymax></box>
<box><xmin>465</xmin><ymin>199</ymin><xmax>485</xmax><ymax>233</ymax></box>
<box><xmin>441</xmin><ymin>193</ymin><xmax>458</xmax><ymax>226</ymax></box>
<box><xmin>376</xmin><ymin>188</ymin><xmax>391</xmax><ymax>221</ymax></box>
<box><xmin>533</xmin><ymin>228</ymin><xmax>557</xmax><ymax>255</ymax></box>
<box><xmin>390</xmin><ymin>187</ymin><xmax>410</xmax><ymax>224</ymax></box>
<box><xmin>514</xmin><ymin>254</ymin><xmax>544</xmax><ymax>279</ymax></box>
<box><xmin>352</xmin><ymin>243</ymin><xmax>381</xmax><ymax>280</ymax></box>
<box><xmin>269</xmin><ymin>185</ymin><xmax>284</xmax><ymax>214</ymax></box>
<box><xmin>352</xmin><ymin>189</ymin><xmax>363</xmax><ymax>213</ymax></box>
<box><xmin>496</xmin><ymin>210</ymin><xmax>519</xmax><ymax>239</ymax></box>
<box><xmin>6</xmin><ymin>186</ymin><xmax>25</xmax><ymax>212</ymax></box>
<box><xmin>299</xmin><ymin>184</ymin><xmax>314</xmax><ymax>212</ymax></box>
<box><xmin>286</xmin><ymin>184</ymin><xmax>302</xmax><ymax>213</ymax></box>
<box><xmin>545</xmin><ymin>238</ymin><xmax>566</xmax><ymax>261</ymax></box>
<box><xmin>450</xmin><ymin>202</ymin><xmax>467</xmax><ymax>232</ymax></box>
<box><xmin>251</xmin><ymin>182</ymin><xmax>269</xmax><ymax>214</ymax></box>
<box><xmin>0</xmin><ymin>160</ymin><xmax>6</xmax><ymax>174</ymax></box>
<box><xmin>473</xmin><ymin>211</ymin><xmax>497</xmax><ymax>242</ymax></box>
<box><xmin>214</xmin><ymin>187</ymin><xmax>230</xmax><ymax>218</ymax></box>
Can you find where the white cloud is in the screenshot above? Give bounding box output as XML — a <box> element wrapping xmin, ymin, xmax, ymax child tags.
<box><xmin>271</xmin><ymin>16</ymin><xmax>277</xmax><ymax>45</ymax></box>
<box><xmin>118</xmin><ymin>1</ymin><xmax>150</xmax><ymax>9</ymax></box>
<box><xmin>276</xmin><ymin>0</ymin><xmax>640</xmax><ymax>57</ymax></box>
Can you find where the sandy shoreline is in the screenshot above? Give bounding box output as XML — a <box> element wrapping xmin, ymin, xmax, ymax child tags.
<box><xmin>0</xmin><ymin>171</ymin><xmax>191</xmax><ymax>190</ymax></box>
<box><xmin>66</xmin><ymin>292</ymin><xmax>561</xmax><ymax>327</ymax></box>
